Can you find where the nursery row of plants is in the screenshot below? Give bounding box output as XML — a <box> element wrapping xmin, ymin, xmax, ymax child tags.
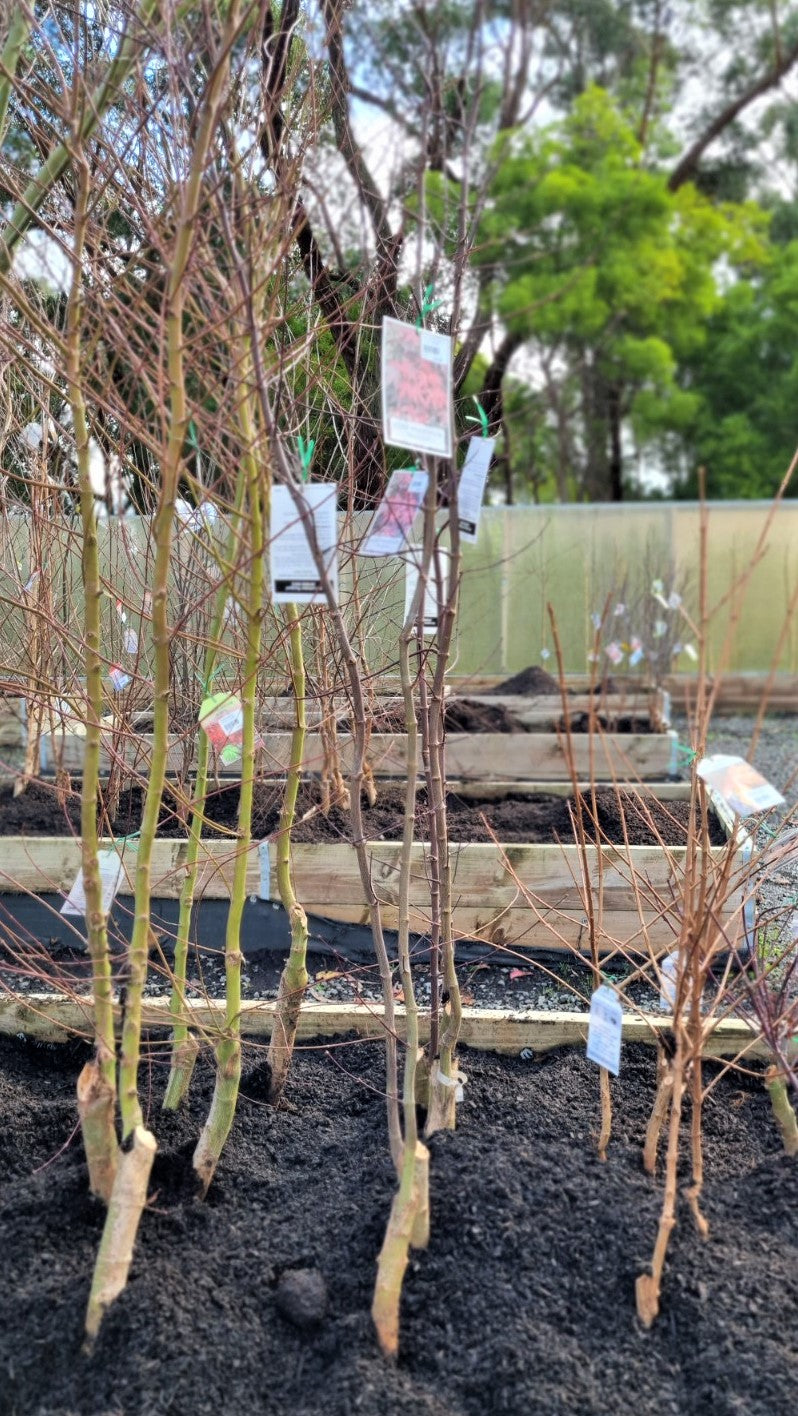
<box><xmin>0</xmin><ymin>3</ymin><xmax>796</xmax><ymax>1387</ymax></box>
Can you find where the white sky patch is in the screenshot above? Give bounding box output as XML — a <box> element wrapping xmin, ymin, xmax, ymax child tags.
<box><xmin>13</xmin><ymin>229</ymin><xmax>71</xmax><ymax>292</ymax></box>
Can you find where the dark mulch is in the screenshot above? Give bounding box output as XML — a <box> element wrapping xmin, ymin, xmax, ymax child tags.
<box><xmin>0</xmin><ymin>782</ymin><xmax>725</xmax><ymax>847</ymax></box>
<box><xmin>487</xmin><ymin>664</ymin><xmax>562</xmax><ymax>695</ymax></box>
<box><xmin>1</xmin><ymin>1034</ymin><xmax>796</xmax><ymax>1416</ymax></box>
<box><xmin>488</xmin><ymin>666</ymin><xmax>626</xmax><ymax>698</ymax></box>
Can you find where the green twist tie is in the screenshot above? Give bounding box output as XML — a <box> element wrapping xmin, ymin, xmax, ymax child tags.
<box><xmin>415</xmin><ymin>282</ymin><xmax>442</xmax><ymax>328</ymax></box>
<box><xmin>297</xmin><ymin>435</ymin><xmax>315</xmax><ymax>482</ymax></box>
<box><xmin>114</xmin><ymin>832</ymin><xmax>140</xmax><ymax>850</ymax></box>
<box><xmin>677</xmin><ymin>745</ymin><xmax>697</xmax><ymax>765</ymax></box>
<box><xmin>465</xmin><ymin>396</ymin><xmax>489</xmax><ymax>437</ymax></box>
<box><xmin>186</xmin><ymin>419</ymin><xmax>200</xmax><ymax>453</ymax></box>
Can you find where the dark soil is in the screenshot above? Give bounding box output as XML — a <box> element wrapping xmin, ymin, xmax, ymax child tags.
<box><xmin>1</xmin><ymin>1033</ymin><xmax>796</xmax><ymax>1416</ymax></box>
<box><xmin>488</xmin><ymin>664</ymin><xmax>562</xmax><ymax>695</ymax></box>
<box><xmin>0</xmin><ymin>782</ymin><xmax>726</xmax><ymax>846</ymax></box>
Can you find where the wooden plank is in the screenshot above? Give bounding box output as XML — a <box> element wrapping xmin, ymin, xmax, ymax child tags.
<box><xmin>0</xmin><ymin>835</ymin><xmax>746</xmax><ymax>958</ymax></box>
<box><xmin>460</xmin><ymin>690</ymin><xmax>668</xmax><ymax>731</ymax></box>
<box><xmin>0</xmin><ymin>993</ymin><xmax>767</xmax><ymax>1060</ymax></box>
<box><xmin>40</xmin><ymin>727</ymin><xmax>677</xmax><ymax>782</ymax></box>
<box><xmin>298</xmin><ymin>902</ymin><xmax>683</xmax><ymax>954</ymax></box>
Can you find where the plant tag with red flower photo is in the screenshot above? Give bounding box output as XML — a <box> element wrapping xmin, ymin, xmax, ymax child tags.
<box><xmin>359</xmin><ymin>469</ymin><xmax>428</xmax><ymax>556</ymax></box>
<box><xmin>381</xmin><ymin>318</ymin><xmax>452</xmax><ymax>457</ymax></box>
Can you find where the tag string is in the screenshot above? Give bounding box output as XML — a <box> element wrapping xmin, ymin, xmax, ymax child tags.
<box><xmin>465</xmin><ymin>396</ymin><xmax>489</xmax><ymax>437</ymax></box>
<box><xmin>297</xmin><ymin>435</ymin><xmax>315</xmax><ymax>482</ymax></box>
<box><xmin>415</xmin><ymin>281</ymin><xmax>442</xmax><ymax>329</ymax></box>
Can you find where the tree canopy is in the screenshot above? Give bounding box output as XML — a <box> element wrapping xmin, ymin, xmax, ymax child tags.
<box><xmin>3</xmin><ymin>0</ymin><xmax>798</xmax><ymax>503</ymax></box>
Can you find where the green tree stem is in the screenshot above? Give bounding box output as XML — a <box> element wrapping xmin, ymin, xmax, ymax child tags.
<box><xmin>193</xmin><ymin>344</ymin><xmax>263</xmax><ymax>1192</ymax></box>
<box><xmin>67</xmin><ymin>154</ymin><xmax>118</xmax><ymax>1195</ymax></box>
<box><xmin>267</xmin><ymin>607</ymin><xmax>310</xmax><ymax>1105</ymax></box>
<box><xmin>119</xmin><ymin>2</ymin><xmax>241</xmax><ymax>1140</ymax></box>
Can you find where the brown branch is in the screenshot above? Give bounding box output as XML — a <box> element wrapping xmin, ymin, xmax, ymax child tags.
<box><xmin>668</xmin><ymin>37</ymin><xmax>798</xmax><ymax>191</ymax></box>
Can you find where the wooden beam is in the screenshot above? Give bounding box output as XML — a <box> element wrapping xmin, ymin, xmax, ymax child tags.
<box><xmin>0</xmin><ymin>992</ymin><xmax>767</xmax><ymax>1060</ymax></box>
<box><xmin>39</xmin><ymin>727</ymin><xmax>677</xmax><ymax>781</ymax></box>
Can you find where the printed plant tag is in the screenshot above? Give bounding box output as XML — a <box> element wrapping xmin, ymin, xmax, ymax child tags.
<box><xmin>457</xmin><ymin>436</ymin><xmax>495</xmax><ymax>540</ymax></box>
<box><xmin>108</xmin><ymin>665</ymin><xmax>131</xmax><ymax>692</ymax></box>
<box><xmin>61</xmin><ymin>849</ymin><xmax>126</xmax><ymax>918</ymax></box>
<box><xmin>122</xmin><ymin>628</ymin><xmax>138</xmax><ymax>655</ymax></box>
<box><xmin>696</xmin><ymin>754</ymin><xmax>785</xmax><ymax>817</ymax></box>
<box><xmin>381</xmin><ymin>317</ymin><xmax>452</xmax><ymax>458</ymax></box>
<box><xmin>659</xmin><ymin>949</ymin><xmax>679</xmax><ymax>1011</ymax></box>
<box><xmin>258</xmin><ymin>839</ymin><xmax>270</xmax><ymax>900</ymax></box>
<box><xmin>586</xmin><ymin>984</ymin><xmax>622</xmax><ymax>1075</ymax></box>
<box><xmin>199</xmin><ymin>692</ymin><xmax>244</xmax><ymax>752</ymax></box>
<box><xmin>404</xmin><ymin>547</ymin><xmax>450</xmax><ymax>635</ymax></box>
<box><xmin>606</xmin><ymin>640</ymin><xmax>623</xmax><ymax>665</ymax></box>
<box><xmin>359</xmin><ymin>469</ymin><xmax>428</xmax><ymax>556</ymax></box>
<box><xmin>219</xmin><ymin>742</ymin><xmax>241</xmax><ymax>766</ymax></box>
<box><xmin>270</xmin><ymin>483</ymin><xmax>339</xmax><ymax>605</ymax></box>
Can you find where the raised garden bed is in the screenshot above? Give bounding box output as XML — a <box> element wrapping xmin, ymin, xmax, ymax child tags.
<box><xmin>1</xmin><ymin>1031</ymin><xmax>794</xmax><ymax>1416</ymax></box>
<box><xmin>1</xmin><ymin>676</ymin><xmax>676</xmax><ymax>784</ymax></box>
<box><xmin>0</xmin><ymin>781</ymin><xmax>748</xmax><ymax>960</ymax></box>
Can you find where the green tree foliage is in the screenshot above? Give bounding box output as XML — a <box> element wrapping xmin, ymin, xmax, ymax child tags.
<box><xmin>477</xmin><ymin>87</ymin><xmax>768</xmax><ymax>500</ymax></box>
<box><xmin>672</xmin><ymin>240</ymin><xmax>798</xmax><ymax>498</ymax></box>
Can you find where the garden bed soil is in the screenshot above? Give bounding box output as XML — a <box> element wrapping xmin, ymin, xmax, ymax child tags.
<box><xmin>487</xmin><ymin>665</ymin><xmax>621</xmax><ymax>697</ymax></box>
<box><xmin>0</xmin><ymin>781</ymin><xmax>726</xmax><ymax>847</ymax></box>
<box><xmin>1</xmin><ymin>1033</ymin><xmax>796</xmax><ymax>1416</ymax></box>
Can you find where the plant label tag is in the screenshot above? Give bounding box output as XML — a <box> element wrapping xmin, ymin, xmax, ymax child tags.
<box><xmin>659</xmin><ymin>949</ymin><xmax>679</xmax><ymax>1011</ymax></box>
<box><xmin>61</xmin><ymin>849</ymin><xmax>126</xmax><ymax>918</ymax></box>
<box><xmin>123</xmin><ymin>628</ymin><xmax>138</xmax><ymax>655</ymax></box>
<box><xmin>696</xmin><ymin>754</ymin><xmax>784</xmax><ymax>817</ymax></box>
<box><xmin>258</xmin><ymin>840</ymin><xmax>270</xmax><ymax>900</ymax></box>
<box><xmin>199</xmin><ymin>692</ymin><xmax>244</xmax><ymax>751</ymax></box>
<box><xmin>458</xmin><ymin>436</ymin><xmax>495</xmax><ymax>541</ymax></box>
<box><xmin>358</xmin><ymin>469</ymin><xmax>428</xmax><ymax>556</ymax></box>
<box><xmin>108</xmin><ymin>665</ymin><xmax>131</xmax><ymax>692</ymax></box>
<box><xmin>270</xmin><ymin>483</ymin><xmax>339</xmax><ymax>604</ymax></box>
<box><xmin>219</xmin><ymin>742</ymin><xmax>240</xmax><ymax>766</ymax></box>
<box><xmin>381</xmin><ymin>317</ymin><xmax>453</xmax><ymax>458</ymax></box>
<box><xmin>586</xmin><ymin>985</ymin><xmax>622</xmax><ymax>1076</ymax></box>
<box><xmin>404</xmin><ymin>547</ymin><xmax>450</xmax><ymax>635</ymax></box>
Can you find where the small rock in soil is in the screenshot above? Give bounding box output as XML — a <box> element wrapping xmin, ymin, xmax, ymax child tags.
<box><xmin>274</xmin><ymin>1267</ymin><xmax>328</xmax><ymax>1328</ymax></box>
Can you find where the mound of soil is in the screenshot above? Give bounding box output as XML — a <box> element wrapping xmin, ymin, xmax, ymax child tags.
<box><xmin>488</xmin><ymin>664</ymin><xmax>562</xmax><ymax>695</ymax></box>
<box><xmin>1</xmin><ymin>1034</ymin><xmax>795</xmax><ymax>1416</ymax></box>
<box><xmin>488</xmin><ymin>666</ymin><xmax>620</xmax><ymax>698</ymax></box>
<box><xmin>0</xmin><ymin>782</ymin><xmax>726</xmax><ymax>847</ymax></box>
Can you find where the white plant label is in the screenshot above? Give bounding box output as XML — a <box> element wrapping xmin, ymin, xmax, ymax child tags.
<box><xmin>270</xmin><ymin>483</ymin><xmax>339</xmax><ymax>604</ymax></box>
<box><xmin>123</xmin><ymin>628</ymin><xmax>138</xmax><ymax>655</ymax></box>
<box><xmin>359</xmin><ymin>469</ymin><xmax>428</xmax><ymax>556</ymax></box>
<box><xmin>659</xmin><ymin>949</ymin><xmax>679</xmax><ymax>1011</ymax></box>
<box><xmin>696</xmin><ymin>754</ymin><xmax>785</xmax><ymax>817</ymax></box>
<box><xmin>381</xmin><ymin>317</ymin><xmax>453</xmax><ymax>458</ymax></box>
<box><xmin>108</xmin><ymin>665</ymin><xmax>131</xmax><ymax>692</ymax></box>
<box><xmin>586</xmin><ymin>984</ymin><xmax>622</xmax><ymax>1076</ymax></box>
<box><xmin>61</xmin><ymin>849</ymin><xmax>126</xmax><ymax>918</ymax></box>
<box><xmin>404</xmin><ymin>547</ymin><xmax>450</xmax><ymax>635</ymax></box>
<box><xmin>258</xmin><ymin>839</ymin><xmax>271</xmax><ymax>900</ymax></box>
<box><xmin>458</xmin><ymin>436</ymin><xmax>495</xmax><ymax>541</ymax></box>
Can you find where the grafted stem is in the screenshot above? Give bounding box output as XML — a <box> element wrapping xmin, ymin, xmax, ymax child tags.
<box><xmin>268</xmin><ymin>608</ymin><xmax>309</xmax><ymax>1104</ymax></box>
